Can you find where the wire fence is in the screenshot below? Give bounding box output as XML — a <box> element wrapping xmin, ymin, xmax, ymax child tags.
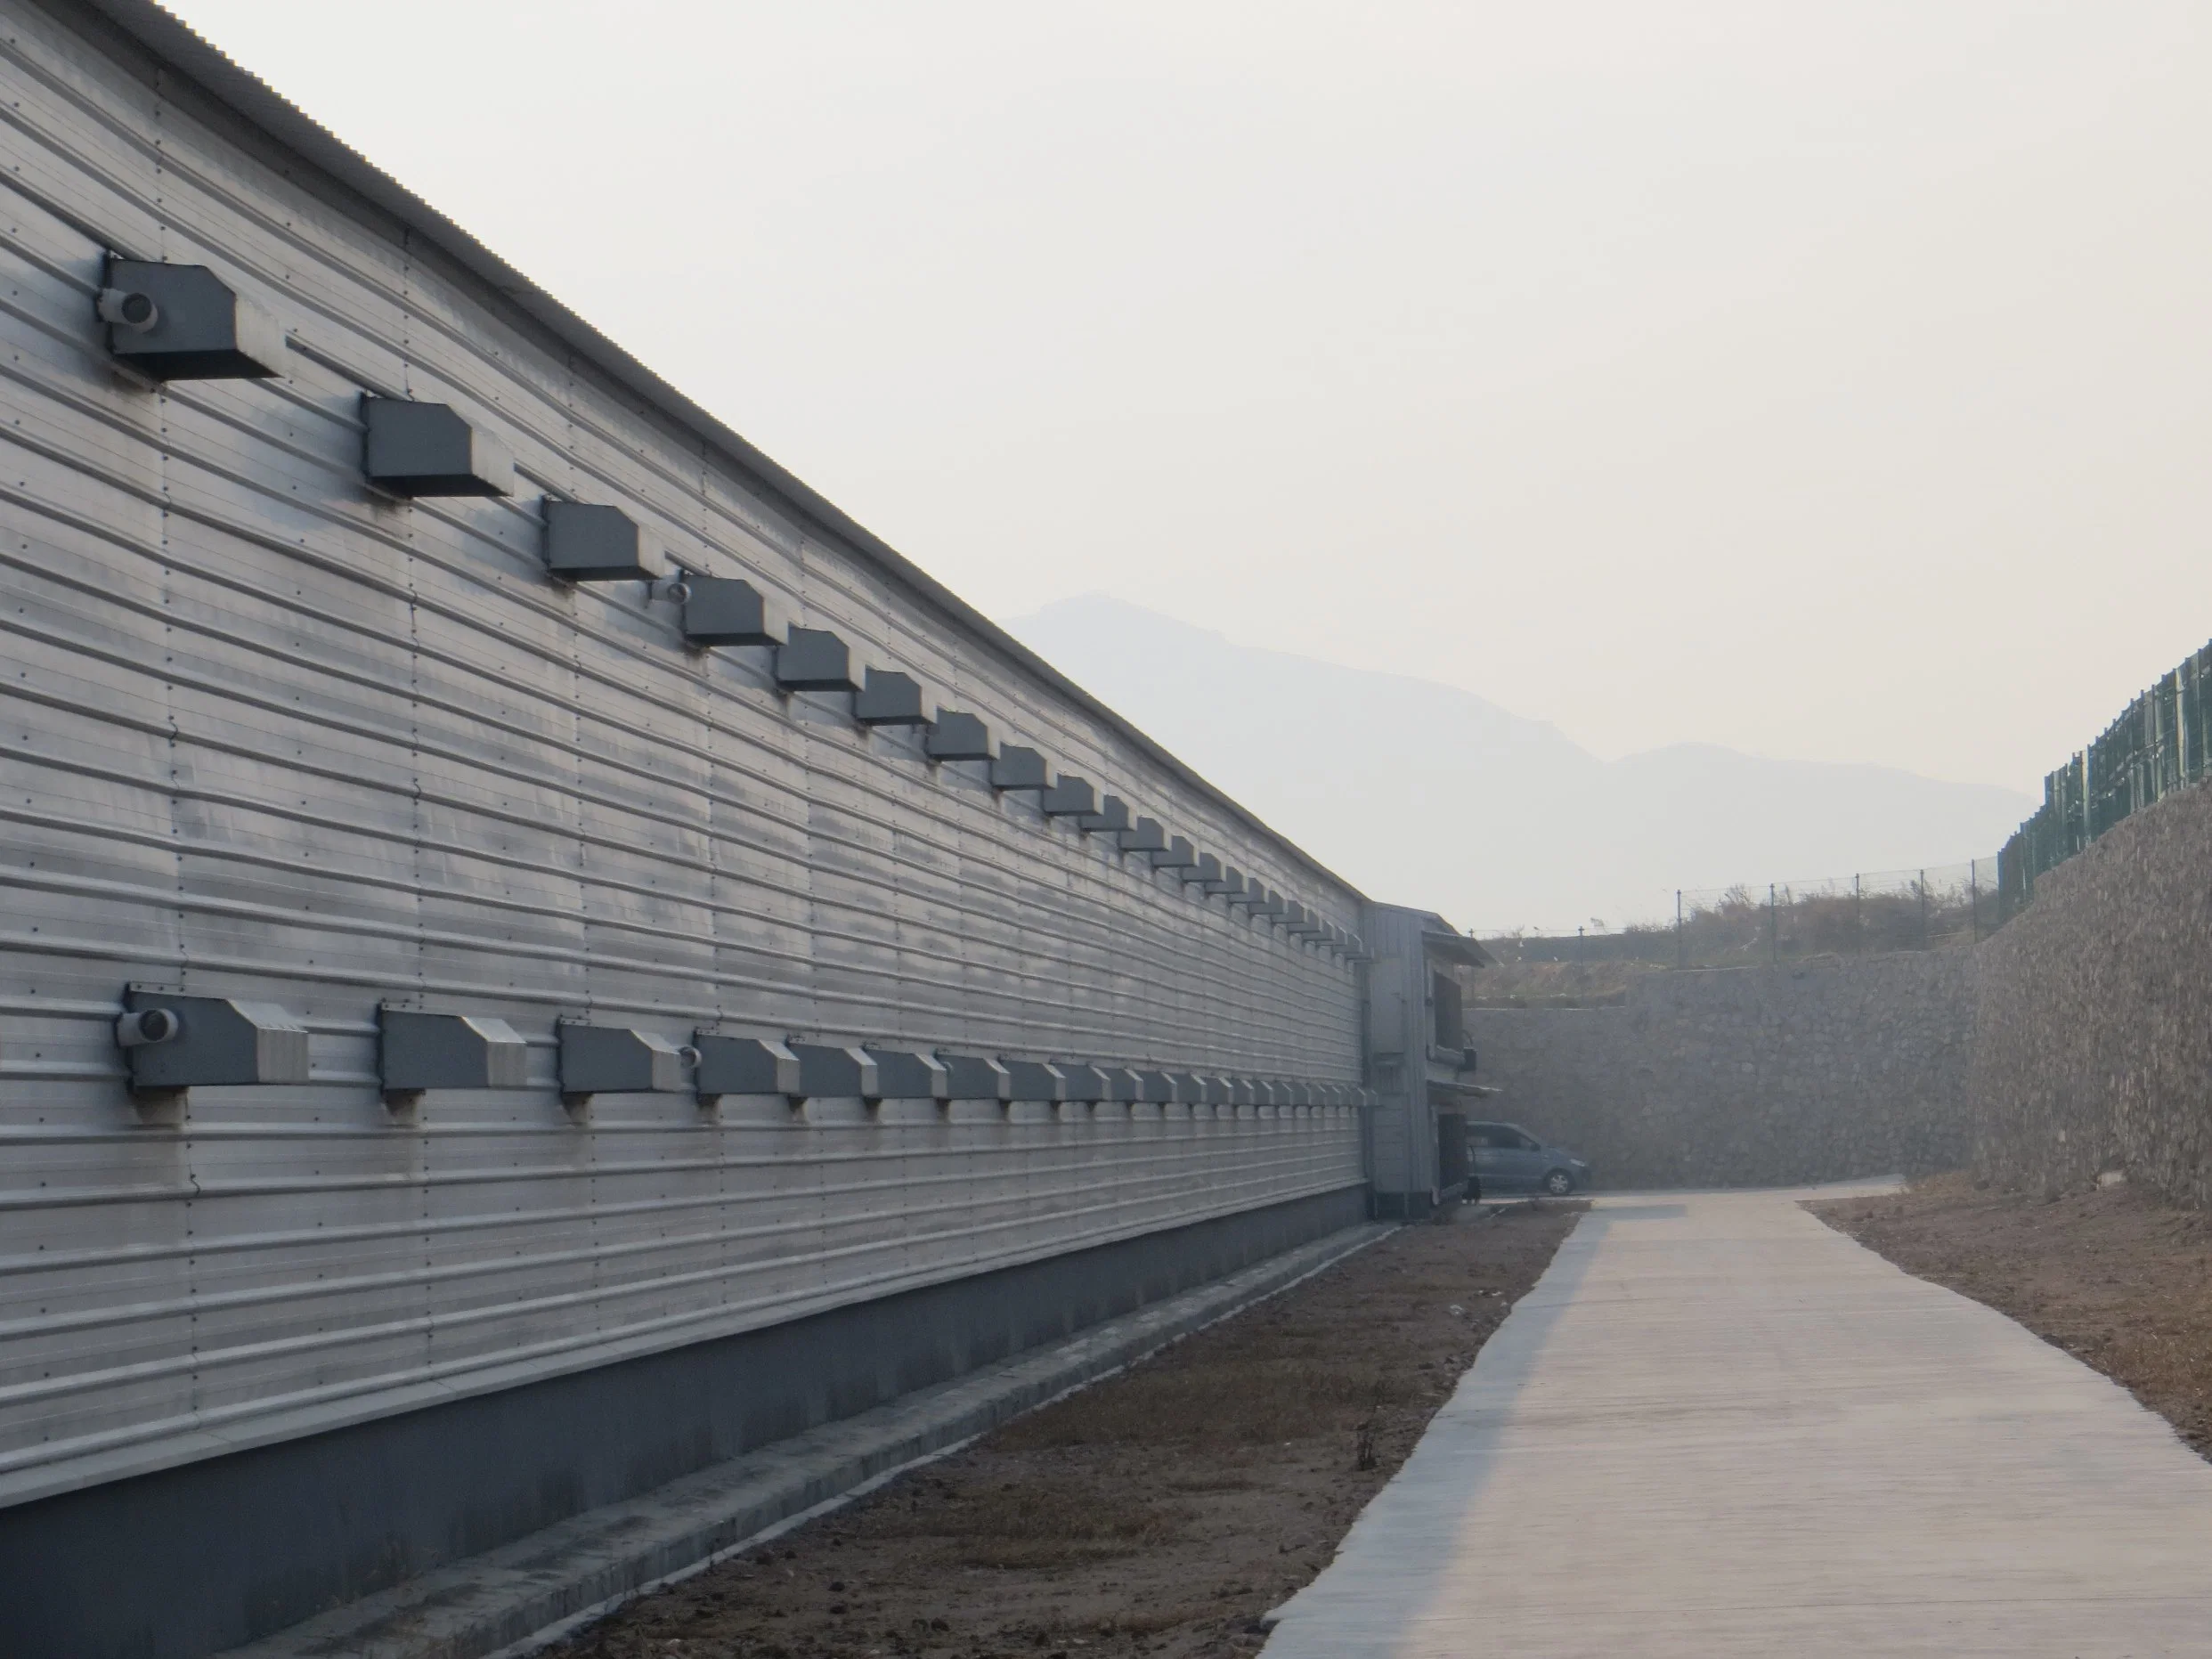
<box><xmin>1997</xmin><ymin>638</ymin><xmax>2212</xmax><ymax>921</ymax></box>
<box><xmin>1486</xmin><ymin>859</ymin><xmax>1999</xmax><ymax>970</ymax></box>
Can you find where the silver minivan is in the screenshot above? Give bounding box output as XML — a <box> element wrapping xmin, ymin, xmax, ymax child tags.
<box><xmin>1468</xmin><ymin>1121</ymin><xmax>1590</xmax><ymax>1196</ymax></box>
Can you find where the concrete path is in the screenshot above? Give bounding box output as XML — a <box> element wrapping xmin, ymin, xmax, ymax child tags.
<box><xmin>1264</xmin><ymin>1186</ymin><xmax>2212</xmax><ymax>1658</ymax></box>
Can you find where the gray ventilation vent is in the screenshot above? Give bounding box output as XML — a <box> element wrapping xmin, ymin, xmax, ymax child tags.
<box><xmin>864</xmin><ymin>1046</ymin><xmax>950</xmax><ymax>1101</ymax></box>
<box><xmin>100</xmin><ymin>260</ymin><xmax>282</xmax><ymax>379</ymax></box>
<box><xmin>362</xmin><ymin>397</ymin><xmax>514</xmax><ymax>497</ymax></box>
<box><xmin>557</xmin><ymin>1021</ymin><xmax>687</xmax><ymax>1102</ymax></box>
<box><xmin>791</xmin><ymin>1043</ymin><xmax>880</xmax><ymax>1101</ymax></box>
<box><xmin>116</xmin><ymin>988</ymin><xmax>309</xmax><ymax>1094</ymax></box>
<box><xmin>544</xmin><ymin>500</ymin><xmax>655</xmax><ymax>582</ymax></box>
<box><xmin>1001</xmin><ymin>1059</ymin><xmax>1067</xmax><ymax>1102</ymax></box>
<box><xmin>1151</xmin><ymin>835</ymin><xmax>1199</xmax><ymax>872</ymax></box>
<box><xmin>776</xmin><ymin>629</ymin><xmax>856</xmax><ymax>692</ymax></box>
<box><xmin>925</xmin><ymin>711</ymin><xmax>992</xmax><ymax>761</ymax></box>
<box><xmin>681</xmin><ymin>576</ymin><xmax>776</xmax><ymax>645</ymax></box>
<box><xmin>1056</xmin><ymin>1061</ymin><xmax>1107</xmax><ymax>1103</ymax></box>
<box><xmin>938</xmin><ymin>1052</ymin><xmax>1013</xmax><ymax>1102</ymax></box>
<box><xmin>855</xmin><ymin>669</ymin><xmax>928</xmax><ymax>726</ymax></box>
<box><xmin>378</xmin><ymin>1008</ymin><xmax>528</xmax><ymax>1097</ymax></box>
<box><xmin>1119</xmin><ymin>817</ymin><xmax>1167</xmax><ymax>855</ymax></box>
<box><xmin>1040</xmin><ymin>776</ymin><xmax>1096</xmax><ymax>817</ymax></box>
<box><xmin>989</xmin><ymin>745</ymin><xmax>1048</xmax><ymax>791</ymax></box>
<box><xmin>693</xmin><ymin>1034</ymin><xmax>801</xmax><ymax>1098</ymax></box>
<box><xmin>1078</xmin><ymin>794</ymin><xmax>1131</xmax><ymax>834</ymax></box>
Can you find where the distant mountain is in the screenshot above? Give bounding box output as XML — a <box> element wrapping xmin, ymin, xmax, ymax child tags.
<box><xmin>1001</xmin><ymin>596</ymin><xmax>2034</xmax><ymax>933</ymax></box>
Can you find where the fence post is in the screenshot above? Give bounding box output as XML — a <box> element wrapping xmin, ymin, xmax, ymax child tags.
<box><xmin>1769</xmin><ymin>882</ymin><xmax>1777</xmax><ymax>964</ymax></box>
<box><xmin>1970</xmin><ymin>858</ymin><xmax>1980</xmax><ymax>943</ymax></box>
<box><xmin>1675</xmin><ymin>889</ymin><xmax>1684</xmax><ymax>968</ymax></box>
<box><xmin>1919</xmin><ymin>869</ymin><xmax>1928</xmax><ymax>950</ymax></box>
<box><xmin>1854</xmin><ymin>874</ymin><xmax>1862</xmax><ymax>955</ymax></box>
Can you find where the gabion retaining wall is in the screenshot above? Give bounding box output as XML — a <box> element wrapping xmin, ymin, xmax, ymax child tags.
<box><xmin>1971</xmin><ymin>779</ymin><xmax>2212</xmax><ymax>1206</ymax></box>
<box><xmin>1468</xmin><ymin>953</ymin><xmax>1977</xmax><ymax>1190</ymax></box>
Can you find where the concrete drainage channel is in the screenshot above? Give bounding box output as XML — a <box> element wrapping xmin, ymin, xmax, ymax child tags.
<box><xmin>222</xmin><ymin>1223</ymin><xmax>1394</xmax><ymax>1659</ymax></box>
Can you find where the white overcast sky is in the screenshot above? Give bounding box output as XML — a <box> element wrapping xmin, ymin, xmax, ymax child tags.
<box><xmin>169</xmin><ymin>0</ymin><xmax>2212</xmax><ymax>793</ymax></box>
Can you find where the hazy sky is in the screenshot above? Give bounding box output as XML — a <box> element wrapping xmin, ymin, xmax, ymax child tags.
<box><xmin>169</xmin><ymin>1</ymin><xmax>2212</xmax><ymax>793</ymax></box>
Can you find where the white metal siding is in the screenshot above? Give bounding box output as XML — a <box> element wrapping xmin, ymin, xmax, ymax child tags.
<box><xmin>0</xmin><ymin>3</ymin><xmax>1363</xmax><ymax>1509</ymax></box>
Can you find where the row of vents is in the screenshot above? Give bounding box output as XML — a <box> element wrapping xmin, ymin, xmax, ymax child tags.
<box><xmin>113</xmin><ymin>990</ymin><xmax>1373</xmax><ymax>1118</ymax></box>
<box><xmin>95</xmin><ymin>260</ymin><xmax>1368</xmax><ymax>964</ymax></box>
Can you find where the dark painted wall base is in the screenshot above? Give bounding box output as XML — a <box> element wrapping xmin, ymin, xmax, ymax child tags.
<box><xmin>0</xmin><ymin>1186</ymin><xmax>1367</xmax><ymax>1659</ymax></box>
<box><xmin>1371</xmin><ymin>1188</ymin><xmax>1443</xmax><ymax>1219</ymax></box>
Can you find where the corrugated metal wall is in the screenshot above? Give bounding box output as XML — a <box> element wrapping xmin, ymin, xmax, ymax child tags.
<box><xmin>0</xmin><ymin>2</ymin><xmax>1363</xmax><ymax>1511</ymax></box>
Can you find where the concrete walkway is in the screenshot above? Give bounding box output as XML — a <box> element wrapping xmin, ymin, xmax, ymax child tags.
<box><xmin>1264</xmin><ymin>1186</ymin><xmax>2212</xmax><ymax>1658</ymax></box>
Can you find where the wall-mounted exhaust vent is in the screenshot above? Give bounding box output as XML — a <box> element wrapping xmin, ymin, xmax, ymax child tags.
<box><xmin>791</xmin><ymin>1043</ymin><xmax>881</xmax><ymax>1101</ymax></box>
<box><xmin>1078</xmin><ymin>794</ymin><xmax>1131</xmax><ymax>834</ymax></box>
<box><xmin>1001</xmin><ymin>1059</ymin><xmax>1067</xmax><ymax>1102</ymax></box>
<box><xmin>1190</xmin><ymin>852</ymin><xmax>1223</xmax><ymax>887</ymax></box>
<box><xmin>557</xmin><ymin>1021</ymin><xmax>687</xmax><ymax>1101</ymax></box>
<box><xmin>1057</xmin><ymin>1061</ymin><xmax>1108</xmax><ymax>1103</ymax></box>
<box><xmin>681</xmin><ymin>575</ymin><xmax>776</xmax><ymax>645</ymax></box>
<box><xmin>776</xmin><ymin>628</ymin><xmax>857</xmax><ymax>692</ymax></box>
<box><xmin>938</xmin><ymin>1052</ymin><xmax>1013</xmax><ymax>1102</ymax></box>
<box><xmin>1040</xmin><ymin>776</ymin><xmax>1096</xmax><ymax>817</ymax></box>
<box><xmin>116</xmin><ymin>988</ymin><xmax>309</xmax><ymax>1094</ymax></box>
<box><xmin>1134</xmin><ymin>1069</ymin><xmax>1175</xmax><ymax>1104</ymax></box>
<box><xmin>378</xmin><ymin>1008</ymin><xmax>528</xmax><ymax>1097</ymax></box>
<box><xmin>362</xmin><ymin>397</ymin><xmax>514</xmax><ymax>497</ymax></box>
<box><xmin>100</xmin><ymin>260</ymin><xmax>282</xmax><ymax>379</ymax></box>
<box><xmin>1120</xmin><ymin>817</ymin><xmax>1167</xmax><ymax>855</ymax></box>
<box><xmin>544</xmin><ymin>500</ymin><xmax>655</xmax><ymax>582</ymax></box>
<box><xmin>1169</xmin><ymin>1072</ymin><xmax>1205</xmax><ymax>1104</ymax></box>
<box><xmin>864</xmin><ymin>1046</ymin><xmax>950</xmax><ymax>1102</ymax></box>
<box><xmin>925</xmin><ymin>711</ymin><xmax>992</xmax><ymax>761</ymax></box>
<box><xmin>855</xmin><ymin>669</ymin><xmax>928</xmax><ymax>727</ymax></box>
<box><xmin>693</xmin><ymin>1034</ymin><xmax>801</xmax><ymax>1098</ymax></box>
<box><xmin>1151</xmin><ymin>836</ymin><xmax>1199</xmax><ymax>872</ymax></box>
<box><xmin>989</xmin><ymin>746</ymin><xmax>1048</xmax><ymax>791</ymax></box>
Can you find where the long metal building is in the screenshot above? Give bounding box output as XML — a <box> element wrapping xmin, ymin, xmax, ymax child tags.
<box><xmin>0</xmin><ymin>4</ymin><xmax>1484</xmax><ymax>1653</ymax></box>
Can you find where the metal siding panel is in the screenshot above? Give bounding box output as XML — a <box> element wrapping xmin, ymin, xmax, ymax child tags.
<box><xmin>0</xmin><ymin>0</ymin><xmax>1367</xmax><ymax>1509</ymax></box>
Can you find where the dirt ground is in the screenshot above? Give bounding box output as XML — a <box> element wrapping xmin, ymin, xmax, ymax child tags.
<box><xmin>554</xmin><ymin>1201</ymin><xmax>1582</xmax><ymax>1659</ymax></box>
<box><xmin>1812</xmin><ymin>1172</ymin><xmax>2212</xmax><ymax>1456</ymax></box>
